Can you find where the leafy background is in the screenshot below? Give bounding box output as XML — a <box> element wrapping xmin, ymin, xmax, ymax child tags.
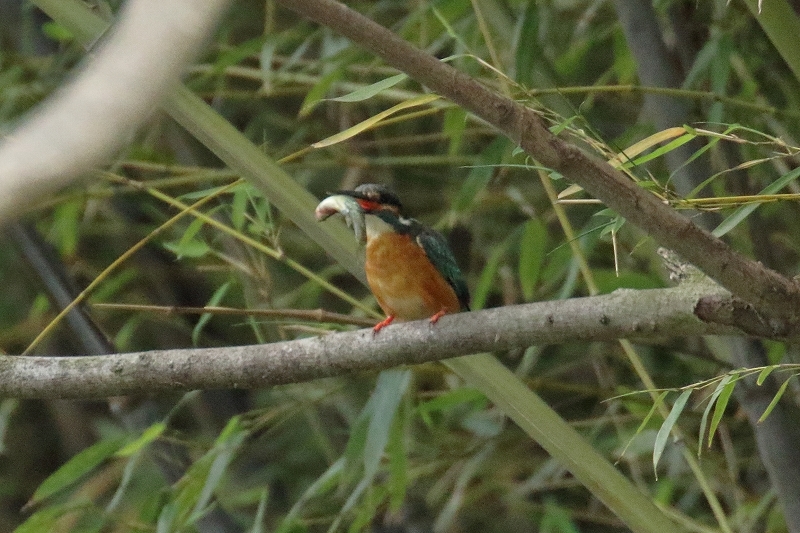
<box><xmin>1</xmin><ymin>0</ymin><xmax>800</xmax><ymax>532</ymax></box>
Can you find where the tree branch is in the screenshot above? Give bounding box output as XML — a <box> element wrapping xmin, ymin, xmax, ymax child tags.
<box><xmin>0</xmin><ymin>286</ymin><xmax>760</xmax><ymax>399</ymax></box>
<box><xmin>273</xmin><ymin>0</ymin><xmax>800</xmax><ymax>328</ymax></box>
<box><xmin>0</xmin><ymin>0</ymin><xmax>232</xmax><ymax>225</ymax></box>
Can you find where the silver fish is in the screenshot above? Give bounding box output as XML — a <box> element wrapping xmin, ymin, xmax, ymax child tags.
<box><xmin>315</xmin><ymin>194</ymin><xmax>367</xmax><ymax>244</ymax></box>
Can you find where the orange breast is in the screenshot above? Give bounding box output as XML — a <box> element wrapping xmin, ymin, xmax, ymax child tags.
<box><xmin>365</xmin><ymin>232</ymin><xmax>461</xmax><ymax>321</ymax></box>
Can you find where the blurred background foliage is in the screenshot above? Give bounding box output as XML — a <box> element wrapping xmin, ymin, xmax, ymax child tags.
<box><xmin>1</xmin><ymin>0</ymin><xmax>800</xmax><ymax>531</ymax></box>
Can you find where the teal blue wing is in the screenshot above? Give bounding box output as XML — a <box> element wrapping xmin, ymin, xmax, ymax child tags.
<box><xmin>416</xmin><ymin>229</ymin><xmax>471</xmax><ymax>311</ymax></box>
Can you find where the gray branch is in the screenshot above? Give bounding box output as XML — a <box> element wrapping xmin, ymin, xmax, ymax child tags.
<box><xmin>0</xmin><ymin>285</ymin><xmax>756</xmax><ymax>399</ymax></box>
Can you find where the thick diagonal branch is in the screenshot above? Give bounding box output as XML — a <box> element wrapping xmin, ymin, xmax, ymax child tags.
<box><xmin>274</xmin><ymin>0</ymin><xmax>800</xmax><ymax>328</ymax></box>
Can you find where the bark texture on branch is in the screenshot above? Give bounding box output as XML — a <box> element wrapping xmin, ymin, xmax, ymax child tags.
<box><xmin>0</xmin><ymin>287</ymin><xmax>751</xmax><ymax>399</ymax></box>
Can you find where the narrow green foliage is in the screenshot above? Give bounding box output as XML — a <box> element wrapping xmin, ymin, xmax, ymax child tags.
<box><xmin>709</xmin><ymin>33</ymin><xmax>733</xmax><ymax>124</ymax></box>
<box><xmin>231</xmin><ymin>184</ymin><xmax>249</xmax><ymax>230</ymax></box>
<box><xmin>471</xmin><ymin>237</ymin><xmax>512</xmax><ymax>310</ymax></box>
<box><xmin>192</xmin><ymin>280</ymin><xmax>232</xmax><ymax>346</ymax></box>
<box><xmin>165</xmin><ymin>212</ymin><xmax>214</xmax><ymax>259</ymax></box>
<box><xmin>758</xmin><ymin>378</ymin><xmax>791</xmax><ymax>423</ymax></box>
<box><xmin>708</xmin><ymin>378</ymin><xmax>736</xmax><ymax>448</ymax></box>
<box><xmin>540</xmin><ymin>498</ymin><xmax>581</xmax><ymax>533</ymax></box>
<box><xmin>443</xmin><ymin>107</ymin><xmax>467</xmax><ymax>155</ymax></box>
<box><xmin>713</xmin><ymin>165</ymin><xmax>800</xmax><ymax>237</ymax></box>
<box><xmin>249</xmin><ymin>490</ymin><xmax>269</xmax><ymax>533</ymax></box>
<box><xmin>452</xmin><ymin>137</ymin><xmax>508</xmax><ymax>213</ymax></box>
<box><xmin>330</xmin><ymin>73</ymin><xmax>408</xmax><ymax>102</ymax></box>
<box><xmin>276</xmin><ymin>459</ymin><xmax>344</xmax><ymax>533</ymax></box>
<box><xmin>618</xmin><ymin>390</ymin><xmax>667</xmax><ymax>459</ymax></box>
<box><xmin>756</xmin><ymin>366</ymin><xmax>777</xmax><ymax>386</ymax></box>
<box><xmin>620</xmin><ymin>133</ymin><xmax>696</xmax><ymax>170</ymax></box>
<box><xmin>363</xmin><ymin>370</ymin><xmax>411</xmax><ymax>480</ymax></box>
<box><xmin>115</xmin><ymin>422</ymin><xmax>166</xmax><ymax>457</ymax></box>
<box><xmin>387</xmin><ymin>410</ymin><xmax>408</xmax><ymax>512</ymax></box>
<box><xmin>653</xmin><ymin>390</ymin><xmax>691</xmax><ymax>477</ymax></box>
<box><xmin>15</xmin><ymin>502</ymin><xmax>94</xmax><ymax>533</ymax></box>
<box><xmin>417</xmin><ymin>386</ymin><xmax>487</xmax><ymax>427</ymax></box>
<box><xmin>698</xmin><ymin>374</ymin><xmax>733</xmax><ymax>454</ymax></box>
<box><xmin>28</xmin><ymin>437</ymin><xmax>126</xmax><ymax>508</ymax></box>
<box><xmin>519</xmin><ymin>218</ymin><xmax>547</xmax><ymax>301</ymax></box>
<box><xmin>299</xmin><ymin>66</ymin><xmax>345</xmax><ymax>117</ymax></box>
<box><xmin>52</xmin><ymin>199</ymin><xmax>82</xmax><ymax>257</ymax></box>
<box><xmin>169</xmin><ymin>417</ymin><xmax>248</xmax><ymax>529</ymax></box>
<box><xmin>515</xmin><ymin>1</ymin><xmax>540</xmax><ymax>87</ymax></box>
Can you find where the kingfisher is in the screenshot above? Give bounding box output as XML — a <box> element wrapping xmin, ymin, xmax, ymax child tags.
<box><xmin>316</xmin><ymin>183</ymin><xmax>470</xmax><ymax>333</ymax></box>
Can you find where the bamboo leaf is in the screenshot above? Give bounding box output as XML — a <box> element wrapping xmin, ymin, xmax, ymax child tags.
<box><xmin>519</xmin><ymin>219</ymin><xmax>547</xmax><ymax>300</ymax></box>
<box><xmin>608</xmin><ymin>127</ymin><xmax>689</xmax><ymax>168</ymax></box>
<box><xmin>28</xmin><ymin>437</ymin><xmax>126</xmax><ymax>508</ymax></box>
<box><xmin>713</xmin><ymin>165</ymin><xmax>800</xmax><ymax>237</ymax></box>
<box><xmin>312</xmin><ymin>93</ymin><xmax>440</xmax><ymax>148</ymax></box>
<box><xmin>698</xmin><ymin>374</ymin><xmax>733</xmax><ymax>454</ymax></box>
<box><xmin>708</xmin><ymin>377</ymin><xmax>737</xmax><ymax>448</ymax></box>
<box><xmin>115</xmin><ymin>422</ymin><xmax>166</xmax><ymax>457</ymax></box>
<box><xmin>756</xmin><ymin>366</ymin><xmax>777</xmax><ymax>386</ymax></box>
<box><xmin>447</xmin><ymin>354</ymin><xmax>681</xmax><ymax>533</ymax></box>
<box><xmin>653</xmin><ymin>390</ymin><xmax>691</xmax><ymax>477</ymax></box>
<box><xmin>618</xmin><ymin>391</ymin><xmax>668</xmax><ymax>460</ymax></box>
<box><xmin>758</xmin><ymin>378</ymin><xmax>791</xmax><ymax>423</ymax></box>
<box><xmin>330</xmin><ymin>73</ymin><xmax>407</xmax><ymax>102</ymax></box>
<box><xmin>192</xmin><ymin>280</ymin><xmax>232</xmax><ymax>346</ymax></box>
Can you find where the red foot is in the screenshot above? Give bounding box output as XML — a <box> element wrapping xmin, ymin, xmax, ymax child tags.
<box><xmin>373</xmin><ymin>315</ymin><xmax>395</xmax><ymax>334</ymax></box>
<box><xmin>429</xmin><ymin>309</ymin><xmax>448</xmax><ymax>324</ymax></box>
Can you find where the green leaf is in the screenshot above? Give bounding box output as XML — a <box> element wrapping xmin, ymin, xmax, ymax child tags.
<box><xmin>653</xmin><ymin>390</ymin><xmax>691</xmax><ymax>477</ymax></box>
<box><xmin>330</xmin><ymin>73</ymin><xmax>407</xmax><ymax>102</ymax></box>
<box><xmin>29</xmin><ymin>437</ymin><xmax>125</xmax><ymax>507</ymax></box>
<box><xmin>190</xmin><ymin>430</ymin><xmax>247</xmax><ymax>521</ymax></box>
<box><xmin>515</xmin><ymin>1</ymin><xmax>540</xmax><ymax>87</ymax></box>
<box><xmin>387</xmin><ymin>408</ymin><xmax>408</xmax><ymax>512</ymax></box>
<box><xmin>621</xmin><ymin>133</ymin><xmax>696</xmax><ymax>170</ymax></box>
<box><xmin>192</xmin><ymin>281</ymin><xmax>232</xmax><ymax>346</ymax></box>
<box><xmin>713</xmin><ymin>165</ymin><xmax>800</xmax><ymax>237</ymax></box>
<box><xmin>519</xmin><ymin>219</ymin><xmax>547</xmax><ymax>301</ymax></box>
<box><xmin>417</xmin><ymin>387</ymin><xmax>487</xmax><ymax>427</ymax></box>
<box><xmin>540</xmin><ymin>498</ymin><xmax>581</xmax><ymax>533</ymax></box>
<box><xmin>758</xmin><ymin>378</ymin><xmax>791</xmax><ymax>423</ymax></box>
<box><xmin>249</xmin><ymin>490</ymin><xmax>269</xmax><ymax>533</ymax></box>
<box><xmin>14</xmin><ymin>502</ymin><xmax>89</xmax><ymax>533</ymax></box>
<box><xmin>41</xmin><ymin>21</ymin><xmax>75</xmax><ymax>42</ymax></box>
<box><xmin>618</xmin><ymin>391</ymin><xmax>667</xmax><ymax>459</ymax></box>
<box><xmin>452</xmin><ymin>137</ymin><xmax>508</xmax><ymax>213</ymax></box>
<box><xmin>698</xmin><ymin>374</ymin><xmax>733</xmax><ymax>455</ymax></box>
<box><xmin>363</xmin><ymin>370</ymin><xmax>411</xmax><ymax>480</ymax></box>
<box><xmin>471</xmin><ymin>237</ymin><xmax>512</xmax><ymax>311</ymax></box>
<box><xmin>231</xmin><ymin>183</ymin><xmax>250</xmax><ymax>230</ymax></box>
<box><xmin>299</xmin><ymin>66</ymin><xmax>345</xmax><ymax>117</ymax></box>
<box><xmin>312</xmin><ymin>93</ymin><xmax>440</xmax><ymax>148</ymax></box>
<box><xmin>443</xmin><ymin>107</ymin><xmax>467</xmax><ymax>155</ymax></box>
<box><xmin>756</xmin><ymin>366</ymin><xmax>777</xmax><ymax>386</ymax></box>
<box><xmin>115</xmin><ymin>422</ymin><xmax>166</xmax><ymax>457</ymax></box>
<box><xmin>276</xmin><ymin>459</ymin><xmax>344</xmax><ymax>533</ymax></box>
<box><xmin>446</xmin><ymin>354</ymin><xmax>681</xmax><ymax>533</ymax></box>
<box><xmin>708</xmin><ymin>376</ymin><xmax>737</xmax><ymax>448</ymax></box>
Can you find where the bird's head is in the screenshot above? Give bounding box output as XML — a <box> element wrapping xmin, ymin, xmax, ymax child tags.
<box><xmin>333</xmin><ymin>183</ymin><xmax>402</xmax><ymax>215</ymax></box>
<box><xmin>315</xmin><ymin>184</ymin><xmax>404</xmax><ymax>244</ymax></box>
